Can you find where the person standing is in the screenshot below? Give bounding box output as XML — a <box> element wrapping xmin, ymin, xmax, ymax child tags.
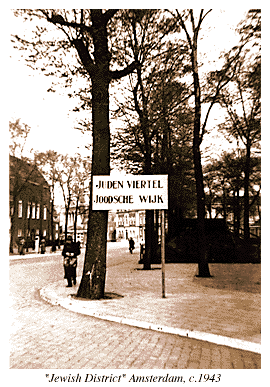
<box><xmin>34</xmin><ymin>236</ymin><xmax>39</xmax><ymax>253</ymax></box>
<box><xmin>18</xmin><ymin>237</ymin><xmax>25</xmax><ymax>255</ymax></box>
<box><xmin>129</xmin><ymin>237</ymin><xmax>135</xmax><ymax>254</ymax></box>
<box><xmin>40</xmin><ymin>238</ymin><xmax>46</xmax><ymax>254</ymax></box>
<box><xmin>62</xmin><ymin>235</ymin><xmax>80</xmax><ymax>287</ymax></box>
<box><xmin>51</xmin><ymin>240</ymin><xmax>57</xmax><ymax>252</ymax></box>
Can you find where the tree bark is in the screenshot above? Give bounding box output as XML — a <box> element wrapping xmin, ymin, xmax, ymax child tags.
<box><xmin>244</xmin><ymin>142</ymin><xmax>251</xmax><ymax>242</ymax></box>
<box><xmin>77</xmin><ymin>81</ymin><xmax>109</xmax><ymax>298</ymax></box>
<box><xmin>192</xmin><ymin>29</ymin><xmax>211</xmax><ymax>278</ymax></box>
<box><xmin>50</xmin><ymin>197</ymin><xmax>54</xmax><ymax>244</ymax></box>
<box><xmin>9</xmin><ymin>208</ymin><xmax>16</xmax><ymax>253</ymax></box>
<box><xmin>142</xmin><ymin>129</ymin><xmax>153</xmax><ymax>270</ymax></box>
<box><xmin>77</xmin><ymin>11</ymin><xmax>110</xmax><ymax>298</ymax></box>
<box><xmin>64</xmin><ymin>207</ymin><xmax>68</xmax><ymax>242</ymax></box>
<box><xmin>193</xmin><ymin>140</ymin><xmax>211</xmax><ymax>277</ymax></box>
<box><xmin>74</xmin><ymin>195</ymin><xmax>79</xmax><ymax>243</ymax></box>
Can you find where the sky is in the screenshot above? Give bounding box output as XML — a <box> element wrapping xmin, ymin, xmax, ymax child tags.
<box><xmin>7</xmin><ymin>7</ymin><xmax>250</xmax><ymax>162</ymax></box>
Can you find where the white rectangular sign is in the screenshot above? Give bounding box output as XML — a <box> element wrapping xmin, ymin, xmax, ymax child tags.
<box><xmin>92</xmin><ymin>175</ymin><xmax>168</xmax><ymax>210</ymax></box>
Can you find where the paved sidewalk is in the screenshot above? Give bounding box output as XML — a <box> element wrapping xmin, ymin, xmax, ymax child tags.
<box><xmin>9</xmin><ymin>247</ymin><xmax>63</xmax><ymax>259</ymax></box>
<box><xmin>40</xmin><ymin>259</ymin><xmax>261</xmax><ymax>355</ymax></box>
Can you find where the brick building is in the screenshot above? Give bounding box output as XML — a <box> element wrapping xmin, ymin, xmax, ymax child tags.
<box><xmin>9</xmin><ymin>155</ymin><xmax>52</xmax><ymax>250</ymax></box>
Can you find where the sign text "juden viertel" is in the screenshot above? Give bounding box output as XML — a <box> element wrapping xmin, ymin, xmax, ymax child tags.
<box><xmin>92</xmin><ymin>175</ymin><xmax>168</xmax><ymax>210</ymax></box>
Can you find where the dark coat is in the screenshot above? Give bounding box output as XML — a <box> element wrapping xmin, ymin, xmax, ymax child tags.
<box><xmin>62</xmin><ymin>242</ymin><xmax>80</xmax><ymax>279</ymax></box>
<box><xmin>40</xmin><ymin>239</ymin><xmax>46</xmax><ymax>254</ymax></box>
<box><xmin>129</xmin><ymin>238</ymin><xmax>135</xmax><ymax>249</ymax></box>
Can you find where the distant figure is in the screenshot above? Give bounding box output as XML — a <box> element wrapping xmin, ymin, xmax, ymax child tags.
<box><xmin>40</xmin><ymin>238</ymin><xmax>46</xmax><ymax>254</ymax></box>
<box><xmin>51</xmin><ymin>240</ymin><xmax>57</xmax><ymax>252</ymax></box>
<box><xmin>56</xmin><ymin>238</ymin><xmax>61</xmax><ymax>249</ymax></box>
<box><xmin>34</xmin><ymin>236</ymin><xmax>39</xmax><ymax>253</ymax></box>
<box><xmin>62</xmin><ymin>235</ymin><xmax>80</xmax><ymax>287</ymax></box>
<box><xmin>18</xmin><ymin>238</ymin><xmax>25</xmax><ymax>255</ymax></box>
<box><xmin>129</xmin><ymin>237</ymin><xmax>135</xmax><ymax>254</ymax></box>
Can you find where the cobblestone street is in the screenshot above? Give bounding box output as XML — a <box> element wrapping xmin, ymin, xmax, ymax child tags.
<box><xmin>9</xmin><ymin>247</ymin><xmax>261</xmax><ymax>370</ymax></box>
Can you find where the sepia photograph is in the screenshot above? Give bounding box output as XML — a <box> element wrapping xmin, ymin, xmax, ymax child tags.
<box><xmin>7</xmin><ymin>4</ymin><xmax>262</xmax><ymax>385</ymax></box>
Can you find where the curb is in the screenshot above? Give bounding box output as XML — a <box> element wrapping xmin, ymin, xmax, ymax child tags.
<box><xmin>40</xmin><ymin>285</ymin><xmax>261</xmax><ymax>355</ymax></box>
<box><xmin>9</xmin><ymin>252</ymin><xmax>63</xmax><ymax>260</ymax></box>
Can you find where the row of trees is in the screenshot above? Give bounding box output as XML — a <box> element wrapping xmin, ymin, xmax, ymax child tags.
<box><xmin>34</xmin><ymin>150</ymin><xmax>91</xmax><ymax>243</ymax></box>
<box><xmin>11</xmin><ymin>9</ymin><xmax>260</xmax><ymax>298</ymax></box>
<box><xmin>203</xmin><ymin>151</ymin><xmax>260</xmax><ymax>230</ymax></box>
<box><xmin>111</xmin><ymin>9</ymin><xmax>261</xmax><ymax>272</ymax></box>
<box><xmin>9</xmin><ymin>119</ymin><xmax>91</xmax><ymax>252</ymax></box>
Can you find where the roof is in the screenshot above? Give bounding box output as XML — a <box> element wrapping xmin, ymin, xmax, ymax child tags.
<box><xmin>9</xmin><ymin>155</ymin><xmax>49</xmax><ymax>191</ymax></box>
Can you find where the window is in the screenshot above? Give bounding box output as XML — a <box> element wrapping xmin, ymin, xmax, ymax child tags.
<box><xmin>18</xmin><ymin>201</ymin><xmax>23</xmax><ymax>218</ymax></box>
<box><xmin>43</xmin><ymin>206</ymin><xmax>47</xmax><ymax>220</ymax></box>
<box><xmin>55</xmin><ymin>224</ymin><xmax>58</xmax><ymax>231</ymax></box>
<box><xmin>125</xmin><ymin>215</ymin><xmax>129</xmax><ymax>226</ymax></box>
<box><xmin>18</xmin><ymin>229</ymin><xmax>22</xmax><ymax>237</ymax></box>
<box><xmin>32</xmin><ymin>203</ymin><xmax>36</xmax><ymax>219</ymax></box>
<box><xmin>118</xmin><ymin>216</ymin><xmax>124</xmax><ymax>226</ymax></box>
<box><xmin>27</xmin><ymin>202</ymin><xmax>31</xmax><ymax>218</ymax></box>
<box><xmin>43</xmin><ymin>230</ymin><xmax>46</xmax><ymax>237</ymax></box>
<box><xmin>36</xmin><ymin>204</ymin><xmax>40</xmax><ymax>220</ymax></box>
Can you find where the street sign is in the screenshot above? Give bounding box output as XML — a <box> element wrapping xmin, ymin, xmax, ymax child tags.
<box><xmin>92</xmin><ymin>175</ymin><xmax>168</xmax><ymax>210</ymax></box>
<box><xmin>92</xmin><ymin>174</ymin><xmax>168</xmax><ymax>298</ymax></box>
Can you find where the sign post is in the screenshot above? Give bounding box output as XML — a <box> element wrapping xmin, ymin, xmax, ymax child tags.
<box><xmin>92</xmin><ymin>174</ymin><xmax>168</xmax><ymax>298</ymax></box>
<box><xmin>161</xmin><ymin>209</ymin><xmax>166</xmax><ymax>298</ymax></box>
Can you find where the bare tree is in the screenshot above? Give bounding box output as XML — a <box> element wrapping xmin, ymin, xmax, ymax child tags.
<box><xmin>172</xmin><ymin>9</ymin><xmax>247</xmax><ymax>277</ymax></box>
<box><xmin>34</xmin><ymin>150</ymin><xmax>61</xmax><ymax>245</ymax></box>
<box><xmin>12</xmin><ymin>9</ymin><xmax>140</xmax><ymax>298</ymax></box>
<box><xmin>218</xmin><ymin>11</ymin><xmax>261</xmax><ymax>241</ymax></box>
<box><xmin>70</xmin><ymin>155</ymin><xmax>91</xmax><ymax>242</ymax></box>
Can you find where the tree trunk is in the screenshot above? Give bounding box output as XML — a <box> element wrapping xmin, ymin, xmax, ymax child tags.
<box><xmin>26</xmin><ymin>203</ymin><xmax>32</xmax><ymax>252</ymax></box>
<box><xmin>193</xmin><ymin>141</ymin><xmax>211</xmax><ymax>277</ymax></box>
<box><xmin>9</xmin><ymin>191</ymin><xmax>18</xmax><ymax>253</ymax></box>
<box><xmin>77</xmin><ymin>75</ymin><xmax>109</xmax><ymax>298</ymax></box>
<box><xmin>64</xmin><ymin>193</ymin><xmax>72</xmax><ymax>242</ymax></box>
<box><xmin>192</xmin><ymin>36</ymin><xmax>211</xmax><ymax>278</ymax></box>
<box><xmin>77</xmin><ymin>14</ymin><xmax>110</xmax><ymax>298</ymax></box>
<box><xmin>233</xmin><ymin>190</ymin><xmax>237</xmax><ymax>237</ymax></box>
<box><xmin>143</xmin><ymin>210</ymin><xmax>153</xmax><ymax>269</ymax></box>
<box><xmin>223</xmin><ymin>184</ymin><xmax>227</xmax><ymax>221</ymax></box>
<box><xmin>74</xmin><ymin>195</ymin><xmax>79</xmax><ymax>243</ymax></box>
<box><xmin>50</xmin><ymin>197</ymin><xmax>54</xmax><ymax>244</ymax></box>
<box><xmin>64</xmin><ymin>206</ymin><xmax>68</xmax><ymax>242</ymax></box>
<box><xmin>143</xmin><ymin>134</ymin><xmax>153</xmax><ymax>270</ymax></box>
<box><xmin>9</xmin><ymin>213</ymin><xmax>15</xmax><ymax>253</ymax></box>
<box><xmin>39</xmin><ymin>188</ymin><xmax>43</xmax><ymax>240</ymax></box>
<box><xmin>75</xmin><ymin>10</ymin><xmax>139</xmax><ymax>298</ymax></box>
<box><xmin>244</xmin><ymin>143</ymin><xmax>251</xmax><ymax>241</ymax></box>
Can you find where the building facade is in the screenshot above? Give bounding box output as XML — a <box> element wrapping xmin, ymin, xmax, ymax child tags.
<box><xmin>62</xmin><ymin>205</ymin><xmax>117</xmax><ymax>246</ymax></box>
<box><xmin>9</xmin><ymin>155</ymin><xmax>52</xmax><ymax>250</ymax></box>
<box><xmin>115</xmin><ymin>210</ymin><xmax>145</xmax><ymax>242</ymax></box>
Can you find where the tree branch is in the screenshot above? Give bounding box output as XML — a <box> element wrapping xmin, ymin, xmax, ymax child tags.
<box><xmin>199</xmin><ymin>9</ymin><xmax>212</xmax><ymax>27</ymax></box>
<box><xmin>176</xmin><ymin>10</ymin><xmax>193</xmax><ymax>50</ymax></box>
<box><xmin>48</xmin><ymin>13</ymin><xmax>93</xmax><ymax>35</ymax></box>
<box><xmin>109</xmin><ymin>61</ymin><xmax>138</xmax><ymax>80</ymax></box>
<box><xmin>103</xmin><ymin>9</ymin><xmax>119</xmax><ymax>24</ymax></box>
<box><xmin>72</xmin><ymin>38</ymin><xmax>95</xmax><ymax>75</ymax></box>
